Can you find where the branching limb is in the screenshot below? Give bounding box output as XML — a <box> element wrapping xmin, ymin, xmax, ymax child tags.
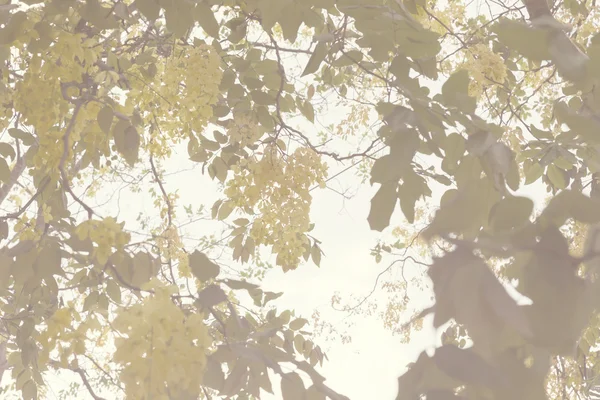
<box><xmin>59</xmin><ymin>102</ymin><xmax>96</xmax><ymax>219</ymax></box>
<box><xmin>49</xmin><ymin>359</ymin><xmax>107</xmax><ymax>400</ymax></box>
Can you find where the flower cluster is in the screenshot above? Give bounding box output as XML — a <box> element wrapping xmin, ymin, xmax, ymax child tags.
<box><xmin>227</xmin><ymin>112</ymin><xmax>263</xmax><ymax>147</ymax></box>
<box><xmin>13</xmin><ymin>27</ymin><xmax>103</xmax><ymax>174</ymax></box>
<box><xmin>225</xmin><ymin>146</ymin><xmax>327</xmax><ymax>269</ymax></box>
<box><xmin>461</xmin><ymin>44</ymin><xmax>507</xmax><ymax>97</ymax></box>
<box><xmin>113</xmin><ymin>284</ymin><xmax>210</xmax><ymax>399</ymax></box>
<box><xmin>124</xmin><ymin>44</ymin><xmax>223</xmax><ymax>158</ymax></box>
<box><xmin>36</xmin><ymin>306</ymin><xmax>88</xmax><ymax>367</ymax></box>
<box><xmin>75</xmin><ymin>218</ymin><xmax>131</xmax><ymax>265</ymax></box>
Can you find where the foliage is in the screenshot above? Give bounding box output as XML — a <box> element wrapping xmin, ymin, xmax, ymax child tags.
<box><xmin>0</xmin><ymin>0</ymin><xmax>598</xmax><ymax>399</ymax></box>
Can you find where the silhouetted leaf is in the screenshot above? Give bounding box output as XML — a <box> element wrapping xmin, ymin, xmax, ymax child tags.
<box><xmin>489</xmin><ymin>195</ymin><xmax>533</xmax><ymax>232</ymax></box>
<box><xmin>302</xmin><ymin>42</ymin><xmax>327</xmax><ymax>77</ymax></box>
<box><xmin>368</xmin><ymin>182</ymin><xmax>397</xmax><ymax>231</ymax></box>
<box><xmin>281</xmin><ymin>372</ymin><xmax>305</xmax><ymax>400</ymax></box>
<box><xmin>189</xmin><ymin>250</ymin><xmax>220</xmax><ymax>282</ymax></box>
<box><xmin>434</xmin><ymin>345</ymin><xmax>510</xmax><ymax>390</ymax></box>
<box><xmin>196</xmin><ymin>285</ymin><xmax>228</xmax><ymax>309</ymax></box>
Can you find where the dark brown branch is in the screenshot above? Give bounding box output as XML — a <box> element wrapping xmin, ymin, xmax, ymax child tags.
<box><xmin>49</xmin><ymin>359</ymin><xmax>107</xmax><ymax>400</ymax></box>
<box><xmin>149</xmin><ymin>121</ymin><xmax>177</xmax><ymax>286</ymax></box>
<box><xmin>73</xmin><ymin>367</ymin><xmax>107</xmax><ymax>400</ymax></box>
<box><xmin>0</xmin><ymin>176</ymin><xmax>50</xmax><ymax>221</ymax></box>
<box><xmin>83</xmin><ymin>354</ymin><xmax>125</xmax><ymax>393</ymax></box>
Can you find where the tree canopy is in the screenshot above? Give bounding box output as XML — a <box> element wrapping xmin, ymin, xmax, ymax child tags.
<box><xmin>0</xmin><ymin>0</ymin><xmax>599</xmax><ymax>399</ymax></box>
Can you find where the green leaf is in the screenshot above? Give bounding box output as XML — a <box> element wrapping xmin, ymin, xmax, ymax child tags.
<box><xmin>209</xmin><ymin>157</ymin><xmax>228</xmax><ymax>183</ymax></box>
<box><xmin>222</xmin><ymin>279</ymin><xmax>260</xmax><ymax>291</ymax></box>
<box><xmin>530</xmin><ymin>125</ymin><xmax>553</xmax><ymax>140</ymax></box>
<box><xmin>553</xmin><ymin>157</ymin><xmax>573</xmax><ymax>170</ymax></box>
<box><xmin>0</xmin><ymin>143</ymin><xmax>15</xmax><ymax>161</ymax></box>
<box><xmin>251</xmin><ymin>90</ymin><xmax>275</xmax><ymax>105</ymax></box>
<box><xmin>441</xmin><ymin>70</ymin><xmax>476</xmax><ymax>113</ymax></box>
<box><xmin>196</xmin><ymin>285</ymin><xmax>228</xmax><ymax>309</ymax></box>
<box><xmin>106</xmin><ymin>279</ymin><xmax>121</xmax><ymax>304</ymax></box>
<box><xmin>8</xmin><ymin>128</ymin><xmax>35</xmax><ymax>146</ymax></box>
<box><xmin>257</xmin><ymin>0</ymin><xmax>285</xmax><ymax>31</ymax></box>
<box><xmin>264</xmin><ymin>291</ymin><xmax>283</xmax><ymax>305</ymax></box>
<box><xmin>543</xmin><ymin>190</ymin><xmax>600</xmax><ymax>224</ymax></box>
<box><xmin>22</xmin><ymin>380</ymin><xmax>37</xmax><ymax>400</ymax></box>
<box><xmin>279</xmin><ymin>3</ymin><xmax>303</xmax><ymax>42</ymax></box>
<box><xmin>489</xmin><ymin>196</ymin><xmax>534</xmax><ymax>232</ymax></box>
<box><xmin>300</xmin><ymin>100</ymin><xmax>315</xmax><ymax>123</ymax></box>
<box><xmin>434</xmin><ymin>345</ymin><xmax>509</xmax><ymax>389</ymax></box>
<box><xmin>398</xmin><ymin>170</ymin><xmax>430</xmax><ymax>224</ymax></box>
<box><xmin>97</xmin><ymin>106</ymin><xmax>113</xmax><ymax>134</ymax></box>
<box><xmin>302</xmin><ymin>42</ymin><xmax>327</xmax><ymax>77</ymax></box>
<box><xmin>233</xmin><ymin>218</ymin><xmax>249</xmax><ymax>226</ymax></box>
<box><xmin>433</xmin><ymin>174</ymin><xmax>452</xmax><ymax>186</ymax></box>
<box><xmin>97</xmin><ymin>293</ymin><xmax>109</xmax><ymax>312</ymax></box>
<box><xmin>34</xmin><ymin>242</ymin><xmax>63</xmax><ymax>278</ymax></box>
<box><xmin>203</xmin><ymin>356</ymin><xmax>225</xmax><ymax>391</ymax></box>
<box><xmin>227</xmin><ymin>20</ymin><xmax>247</xmax><ymax>43</ymax></box>
<box><xmin>547</xmin><ymin>164</ymin><xmax>567</xmax><ymax>189</ymax></box>
<box><xmin>425</xmin><ymin>178</ymin><xmax>498</xmax><ymax>239</ymax></box>
<box><xmin>83</xmin><ymin>291</ymin><xmax>99</xmax><ymax>312</ymax></box>
<box><xmin>294</xmin><ymin>334</ymin><xmax>305</xmax><ymax>353</ymax></box>
<box><xmin>0</xmin><ymin>220</ymin><xmax>7</xmax><ymax>241</ymax></box>
<box><xmin>506</xmin><ymin>158</ymin><xmax>520</xmax><ymax>191</ymax></box>
<box><xmin>370</xmin><ymin>155</ymin><xmax>400</xmax><ymax>184</ymax></box>
<box><xmin>0</xmin><ymin>157</ymin><xmax>9</xmax><ymax>183</ymax></box>
<box><xmin>0</xmin><ymin>12</ymin><xmax>27</xmax><ymax>46</ymax></box>
<box><xmin>524</xmin><ymin>163</ymin><xmax>543</xmax><ymax>185</ymax></box>
<box><xmin>493</xmin><ymin>19</ymin><xmax>551</xmax><ymax>61</ymax></box>
<box><xmin>281</xmin><ymin>372</ymin><xmax>305</xmax><ymax>400</ymax></box>
<box><xmin>367</xmin><ymin>182</ymin><xmax>397</xmax><ymax>232</ymax></box>
<box><xmin>136</xmin><ymin>0</ymin><xmax>161</xmax><ymax>20</ymax></box>
<box><xmin>131</xmin><ymin>252</ymin><xmax>158</xmax><ymax>286</ymax></box>
<box><xmin>254</xmin><ymin>59</ymin><xmax>280</xmax><ymax>75</ymax></box>
<box><xmin>442</xmin><ymin>133</ymin><xmax>466</xmax><ymax>166</ymax></box>
<box><xmin>332</xmin><ymin>50</ymin><xmax>364</xmax><ymax>67</ymax></box>
<box><xmin>311</xmin><ymin>244</ymin><xmax>321</xmax><ymax>267</ymax></box>
<box><xmin>481</xmin><ymin>264</ymin><xmax>532</xmax><ymax>339</ymax></box>
<box><xmin>217</xmin><ymin>201</ymin><xmax>234</xmax><ymax>220</ymax></box>
<box><xmin>213</xmin><ymin>130</ymin><xmax>228</xmax><ymax>144</ymax></box>
<box><xmin>164</xmin><ymin>1</ymin><xmax>194</xmax><ymax>38</ymax></box>
<box><xmin>306</xmin><ymin>385</ymin><xmax>326</xmax><ymax>400</ymax></box>
<box><xmin>113</xmin><ymin>122</ymin><xmax>140</xmax><ymax>166</ymax></box>
<box><xmin>200</xmin><ymin>137</ymin><xmax>221</xmax><ymax>152</ymax></box>
<box><xmin>289</xmin><ymin>318</ymin><xmax>308</xmax><ymax>330</ymax></box>
<box><xmin>188</xmin><ymin>250</ymin><xmax>220</xmax><ymax>282</ymax></box>
<box><xmin>195</xmin><ymin>3</ymin><xmax>220</xmax><ymax>38</ymax></box>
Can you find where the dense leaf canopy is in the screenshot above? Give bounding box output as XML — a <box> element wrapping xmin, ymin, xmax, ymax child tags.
<box><xmin>0</xmin><ymin>0</ymin><xmax>598</xmax><ymax>399</ymax></box>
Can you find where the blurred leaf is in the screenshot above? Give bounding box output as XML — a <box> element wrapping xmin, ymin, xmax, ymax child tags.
<box><xmin>189</xmin><ymin>250</ymin><xmax>220</xmax><ymax>282</ymax></box>
<box><xmin>289</xmin><ymin>318</ymin><xmax>308</xmax><ymax>330</ymax></box>
<box><xmin>281</xmin><ymin>372</ymin><xmax>305</xmax><ymax>400</ymax></box>
<box><xmin>302</xmin><ymin>42</ymin><xmax>327</xmax><ymax>77</ymax></box>
<box><xmin>489</xmin><ymin>196</ymin><xmax>533</xmax><ymax>232</ymax></box>
<box><xmin>368</xmin><ymin>182</ymin><xmax>398</xmax><ymax>231</ymax></box>
<box><xmin>434</xmin><ymin>345</ymin><xmax>510</xmax><ymax>390</ymax></box>
<box><xmin>196</xmin><ymin>285</ymin><xmax>228</xmax><ymax>309</ymax></box>
<box><xmin>97</xmin><ymin>106</ymin><xmax>113</xmax><ymax>134</ymax></box>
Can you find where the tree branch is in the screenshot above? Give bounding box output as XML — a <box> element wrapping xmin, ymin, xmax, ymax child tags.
<box><xmin>59</xmin><ymin>102</ymin><xmax>96</xmax><ymax>219</ymax></box>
